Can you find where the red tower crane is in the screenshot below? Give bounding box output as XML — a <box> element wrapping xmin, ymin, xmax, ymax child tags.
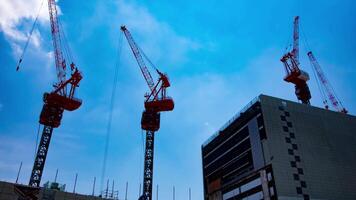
<box><xmin>121</xmin><ymin>26</ymin><xmax>174</xmax><ymax>200</ymax></box>
<box><xmin>15</xmin><ymin>2</ymin><xmax>82</xmax><ymax>198</ymax></box>
<box><xmin>307</xmin><ymin>51</ymin><xmax>347</xmax><ymax>113</ymax></box>
<box><xmin>281</xmin><ymin>16</ymin><xmax>312</xmax><ymax>104</ymax></box>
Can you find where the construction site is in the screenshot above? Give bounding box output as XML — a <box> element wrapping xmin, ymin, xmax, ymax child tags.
<box><xmin>0</xmin><ymin>0</ymin><xmax>355</xmax><ymax>200</ymax></box>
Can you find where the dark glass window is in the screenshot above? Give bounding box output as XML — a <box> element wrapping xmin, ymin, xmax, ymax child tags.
<box><xmin>292</xmin><ymin>144</ymin><xmax>298</xmax><ymax>150</ymax></box>
<box><xmin>280</xmin><ymin>115</ymin><xmax>286</xmax><ymax>121</ymax></box>
<box><xmin>288</xmin><ymin>149</ymin><xmax>294</xmax><ymax>155</ymax></box>
<box><xmin>291</xmin><ymin>161</ymin><xmax>297</xmax><ymax>168</ymax></box>
<box><xmin>287</xmin><ymin>122</ymin><xmax>293</xmax><ymax>127</ymax></box>
<box><xmin>295</xmin><ymin>156</ymin><xmax>301</xmax><ymax>162</ymax></box>
<box><xmin>297</xmin><ymin>168</ymin><xmax>304</xmax><ymax>175</ymax></box>
<box><xmin>293</xmin><ymin>173</ymin><xmax>300</xmax><ymax>180</ymax></box>
<box><xmin>283</xmin><ymin>126</ymin><xmax>289</xmax><ymax>132</ymax></box>
<box><xmin>296</xmin><ymin>187</ymin><xmax>303</xmax><ymax>194</ymax></box>
<box><xmin>301</xmin><ymin>181</ymin><xmax>307</xmax><ymax>188</ymax></box>
<box><xmin>285</xmin><ymin>137</ymin><xmax>291</xmax><ymax>143</ymax></box>
<box><xmin>290</xmin><ymin>132</ymin><xmax>295</xmax><ymax>139</ymax></box>
<box><xmin>284</xmin><ymin>111</ymin><xmax>290</xmax><ymax>116</ymax></box>
<box><xmin>259</xmin><ymin>127</ymin><xmax>267</xmax><ymax>140</ymax></box>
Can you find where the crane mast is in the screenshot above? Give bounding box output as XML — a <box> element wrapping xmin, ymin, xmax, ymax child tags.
<box><xmin>281</xmin><ymin>16</ymin><xmax>311</xmax><ymax>104</ymax></box>
<box><xmin>121</xmin><ymin>26</ymin><xmax>174</xmax><ymax>200</ymax></box>
<box><xmin>307</xmin><ymin>51</ymin><xmax>347</xmax><ymax>113</ymax></box>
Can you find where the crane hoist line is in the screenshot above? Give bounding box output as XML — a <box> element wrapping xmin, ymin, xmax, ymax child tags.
<box><xmin>15</xmin><ymin>0</ymin><xmax>83</xmax><ymax>199</ymax></box>
<box><xmin>120</xmin><ymin>25</ymin><xmax>174</xmax><ymax>200</ymax></box>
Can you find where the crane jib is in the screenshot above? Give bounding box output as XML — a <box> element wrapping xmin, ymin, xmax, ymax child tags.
<box><xmin>48</xmin><ymin>0</ymin><xmax>66</xmax><ymax>84</ymax></box>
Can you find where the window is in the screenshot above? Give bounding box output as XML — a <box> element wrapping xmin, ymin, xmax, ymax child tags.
<box><xmin>301</xmin><ymin>181</ymin><xmax>307</xmax><ymax>188</ymax></box>
<box><xmin>240</xmin><ymin>178</ymin><xmax>261</xmax><ymax>193</ymax></box>
<box><xmin>292</xmin><ymin>144</ymin><xmax>298</xmax><ymax>150</ymax></box>
<box><xmin>284</xmin><ymin>111</ymin><xmax>290</xmax><ymax>116</ymax></box>
<box><xmin>280</xmin><ymin>115</ymin><xmax>286</xmax><ymax>121</ymax></box>
<box><xmin>285</xmin><ymin>137</ymin><xmax>291</xmax><ymax>143</ymax></box>
<box><xmin>287</xmin><ymin>122</ymin><xmax>293</xmax><ymax>127</ymax></box>
<box><xmin>290</xmin><ymin>161</ymin><xmax>297</xmax><ymax>167</ymax></box>
<box><xmin>295</xmin><ymin>156</ymin><xmax>301</xmax><ymax>162</ymax></box>
<box><xmin>293</xmin><ymin>173</ymin><xmax>300</xmax><ymax>180</ymax></box>
<box><xmin>297</xmin><ymin>168</ymin><xmax>304</xmax><ymax>175</ymax></box>
<box><xmin>283</xmin><ymin>126</ymin><xmax>289</xmax><ymax>132</ymax></box>
<box><xmin>290</xmin><ymin>132</ymin><xmax>295</xmax><ymax>139</ymax></box>
<box><xmin>296</xmin><ymin>187</ymin><xmax>303</xmax><ymax>194</ymax></box>
<box><xmin>288</xmin><ymin>149</ymin><xmax>294</xmax><ymax>155</ymax></box>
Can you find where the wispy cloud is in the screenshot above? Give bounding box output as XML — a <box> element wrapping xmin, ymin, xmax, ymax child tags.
<box><xmin>0</xmin><ymin>0</ymin><xmax>49</xmax><ymax>53</ymax></box>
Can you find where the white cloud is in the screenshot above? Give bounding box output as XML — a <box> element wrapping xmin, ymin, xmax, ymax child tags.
<box><xmin>0</xmin><ymin>0</ymin><xmax>49</xmax><ymax>48</ymax></box>
<box><xmin>116</xmin><ymin>0</ymin><xmax>200</xmax><ymax>67</ymax></box>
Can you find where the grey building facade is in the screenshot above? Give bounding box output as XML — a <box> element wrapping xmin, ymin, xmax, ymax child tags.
<box><xmin>201</xmin><ymin>95</ymin><xmax>356</xmax><ymax>200</ymax></box>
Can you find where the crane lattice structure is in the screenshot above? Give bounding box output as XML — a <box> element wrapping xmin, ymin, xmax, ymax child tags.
<box><xmin>15</xmin><ymin>1</ymin><xmax>82</xmax><ymax>199</ymax></box>
<box><xmin>121</xmin><ymin>26</ymin><xmax>174</xmax><ymax>200</ymax></box>
<box><xmin>307</xmin><ymin>51</ymin><xmax>347</xmax><ymax>113</ymax></box>
<box><xmin>280</xmin><ymin>16</ymin><xmax>312</xmax><ymax>104</ymax></box>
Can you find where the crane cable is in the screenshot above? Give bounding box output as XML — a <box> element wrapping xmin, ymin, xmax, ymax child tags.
<box><xmin>137</xmin><ymin>44</ymin><xmax>159</xmax><ymax>72</ymax></box>
<box><xmin>16</xmin><ymin>0</ymin><xmax>45</xmax><ymax>71</ymax></box>
<box><xmin>100</xmin><ymin>31</ymin><xmax>124</xmax><ymax>192</ymax></box>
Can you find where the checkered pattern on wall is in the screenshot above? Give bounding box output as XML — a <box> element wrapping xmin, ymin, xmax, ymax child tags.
<box><xmin>279</xmin><ymin>105</ymin><xmax>310</xmax><ymax>200</ymax></box>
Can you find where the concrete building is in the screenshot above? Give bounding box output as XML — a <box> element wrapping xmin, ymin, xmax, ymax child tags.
<box><xmin>0</xmin><ymin>181</ymin><xmax>116</xmax><ymax>200</ymax></box>
<box><xmin>201</xmin><ymin>95</ymin><xmax>356</xmax><ymax>200</ymax></box>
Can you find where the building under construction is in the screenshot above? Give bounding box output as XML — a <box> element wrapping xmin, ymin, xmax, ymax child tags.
<box><xmin>202</xmin><ymin>94</ymin><xmax>356</xmax><ymax>200</ymax></box>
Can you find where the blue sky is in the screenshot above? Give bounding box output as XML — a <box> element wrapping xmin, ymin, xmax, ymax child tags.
<box><xmin>0</xmin><ymin>0</ymin><xmax>355</xmax><ymax>199</ymax></box>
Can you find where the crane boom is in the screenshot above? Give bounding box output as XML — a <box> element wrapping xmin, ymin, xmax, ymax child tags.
<box><xmin>120</xmin><ymin>26</ymin><xmax>155</xmax><ymax>92</ymax></box>
<box><xmin>307</xmin><ymin>51</ymin><xmax>347</xmax><ymax>113</ymax></box>
<box><xmin>48</xmin><ymin>0</ymin><xmax>66</xmax><ymax>90</ymax></box>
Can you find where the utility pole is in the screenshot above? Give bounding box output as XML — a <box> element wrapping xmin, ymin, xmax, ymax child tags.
<box><xmin>189</xmin><ymin>187</ymin><xmax>191</xmax><ymax>200</ymax></box>
<box><xmin>54</xmin><ymin>169</ymin><xmax>58</xmax><ymax>182</ymax></box>
<box><xmin>73</xmin><ymin>173</ymin><xmax>78</xmax><ymax>193</ymax></box>
<box><xmin>156</xmin><ymin>184</ymin><xmax>159</xmax><ymax>200</ymax></box>
<box><xmin>111</xmin><ymin>180</ymin><xmax>115</xmax><ymax>198</ymax></box>
<box><xmin>125</xmin><ymin>182</ymin><xmax>128</xmax><ymax>200</ymax></box>
<box><xmin>15</xmin><ymin>161</ymin><xmax>22</xmax><ymax>184</ymax></box>
<box><xmin>92</xmin><ymin>177</ymin><xmax>96</xmax><ymax>196</ymax></box>
<box><xmin>173</xmin><ymin>186</ymin><xmax>175</xmax><ymax>200</ymax></box>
